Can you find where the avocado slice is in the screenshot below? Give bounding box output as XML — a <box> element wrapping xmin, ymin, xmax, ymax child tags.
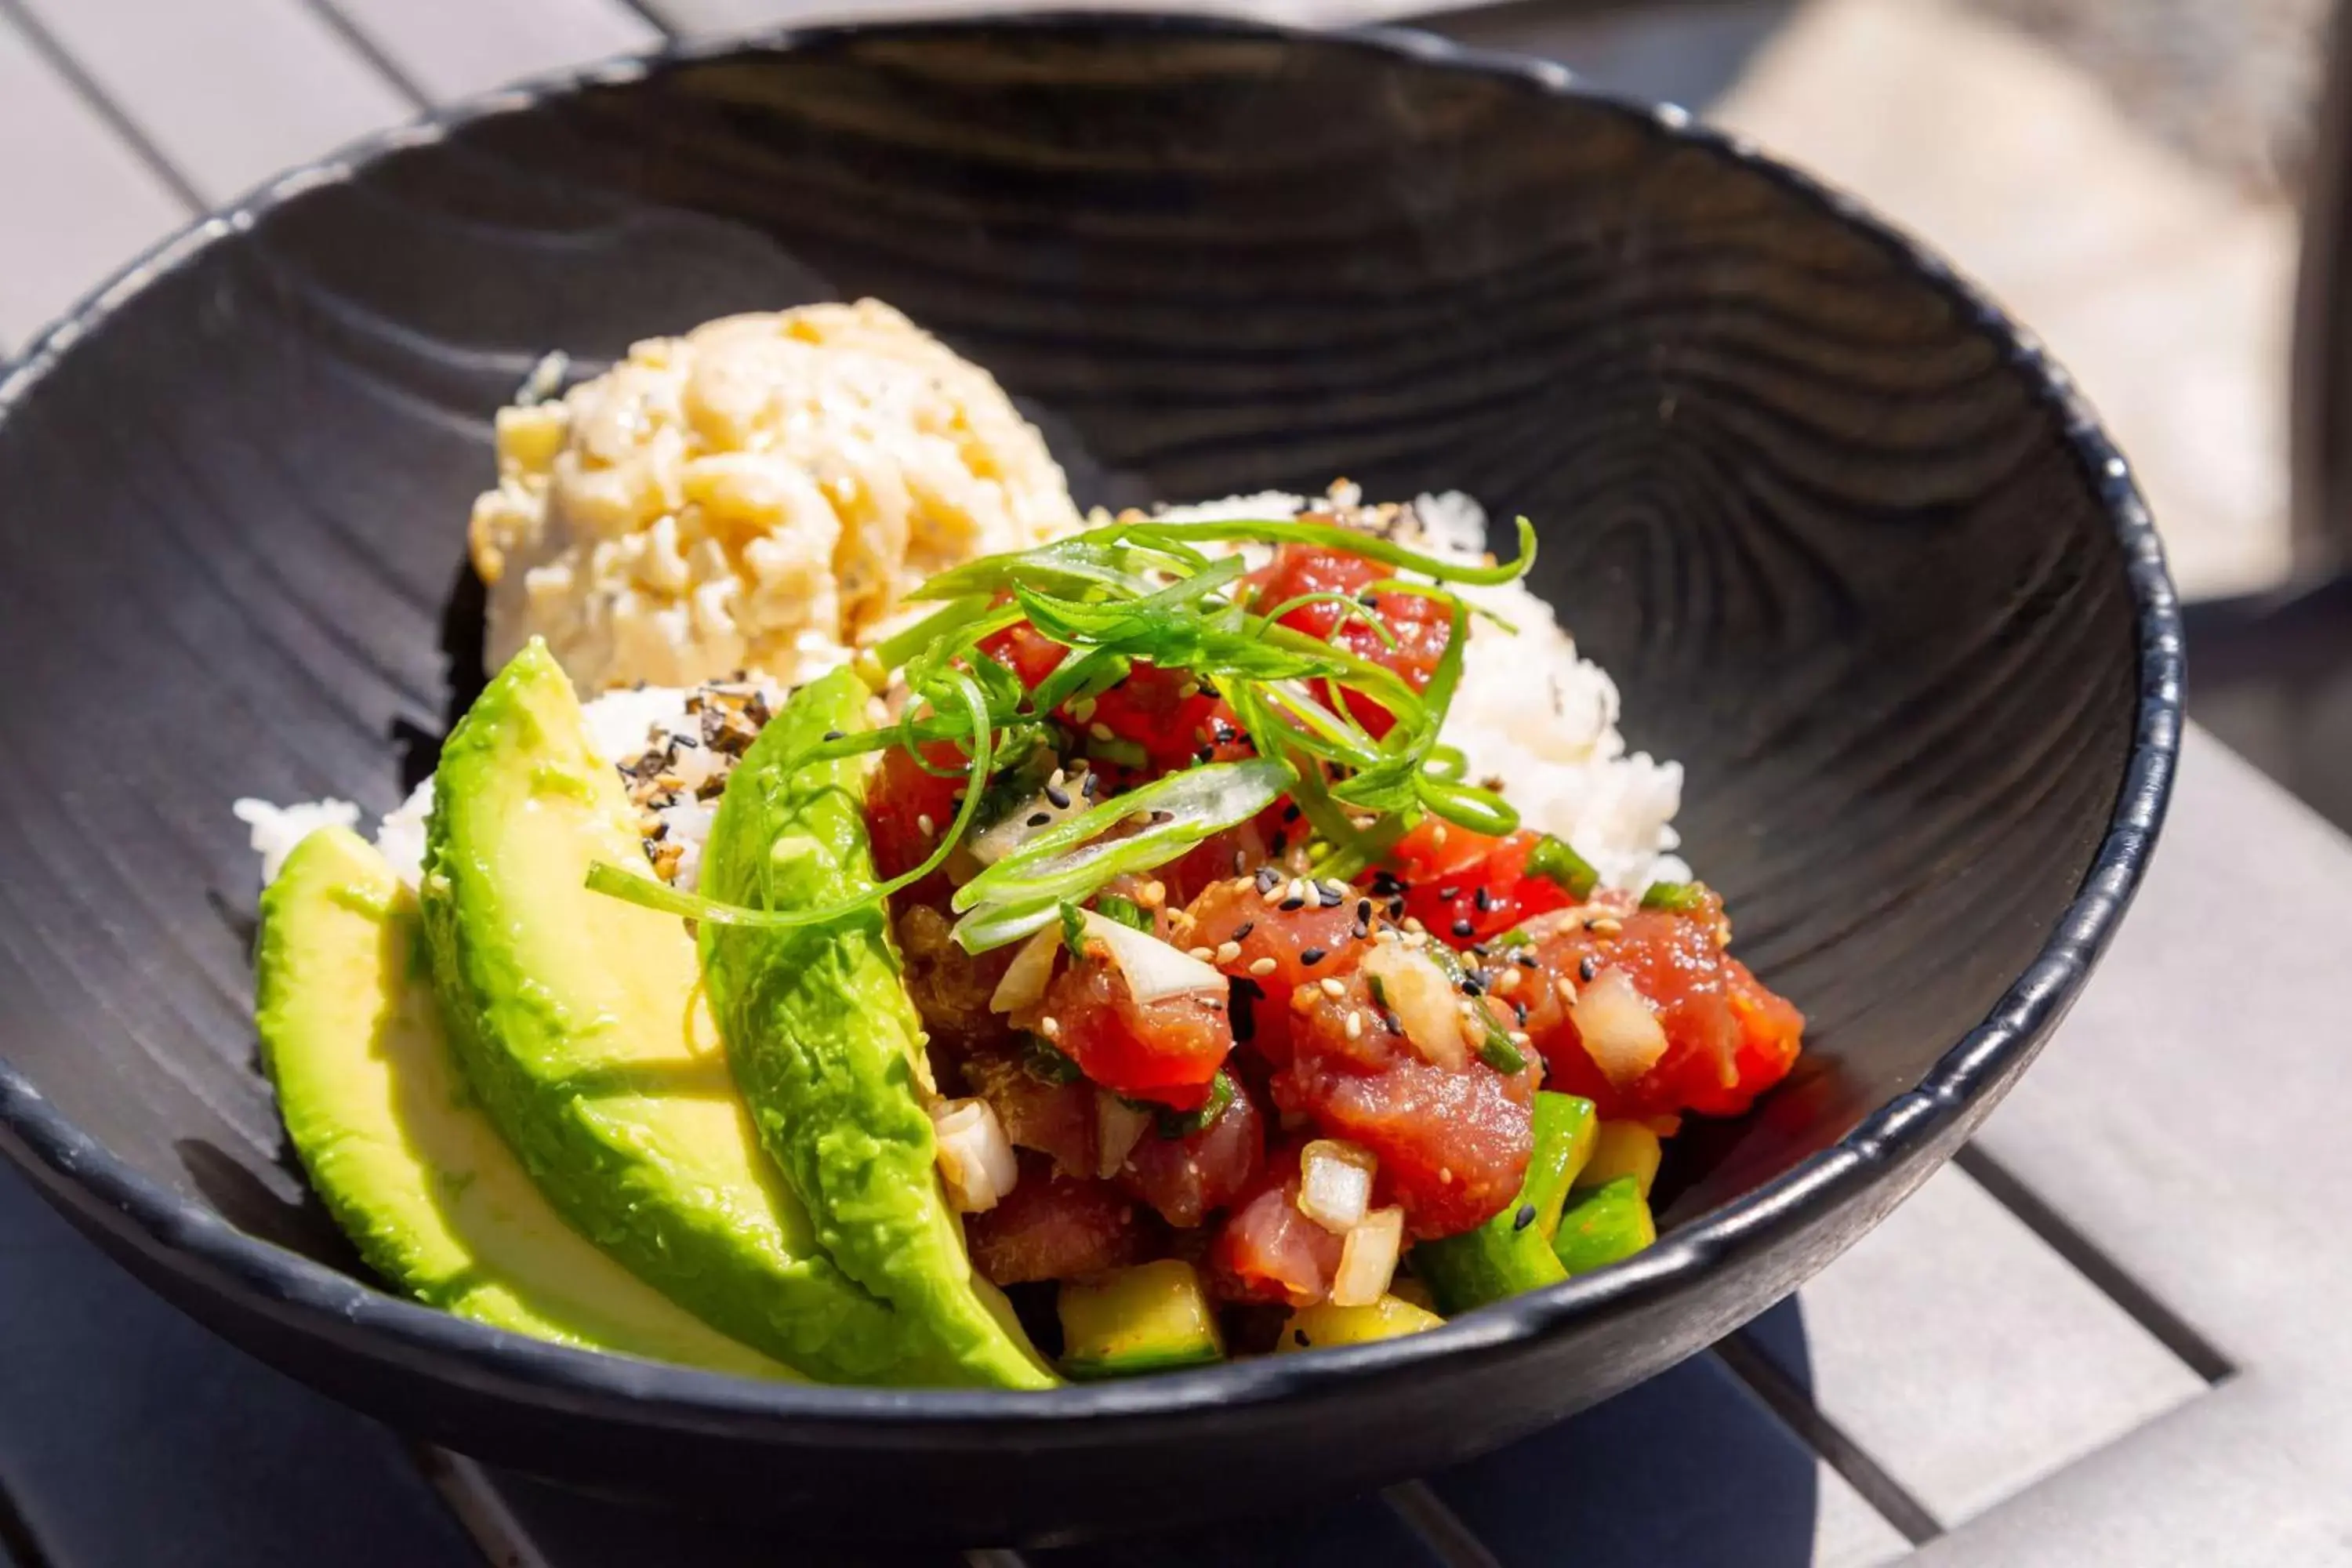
<box><xmin>420</xmin><ymin>641</ymin><xmax>909</xmax><ymax>1382</ymax></box>
<box><xmin>698</xmin><ymin>669</ymin><xmax>1056</xmax><ymax>1389</ymax></box>
<box><xmin>256</xmin><ymin>826</ymin><xmax>786</xmax><ymax>1377</ymax></box>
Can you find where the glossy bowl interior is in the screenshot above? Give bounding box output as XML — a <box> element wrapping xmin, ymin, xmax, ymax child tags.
<box><xmin>0</xmin><ymin>14</ymin><xmax>2176</xmax><ymax>1544</ymax></box>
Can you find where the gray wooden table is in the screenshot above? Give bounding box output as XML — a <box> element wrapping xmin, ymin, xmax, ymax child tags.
<box><xmin>0</xmin><ymin>2</ymin><xmax>2340</xmax><ymax>1564</ymax></box>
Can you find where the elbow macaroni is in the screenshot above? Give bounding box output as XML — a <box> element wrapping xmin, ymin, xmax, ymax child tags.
<box><xmin>469</xmin><ymin>300</ymin><xmax>1082</xmax><ymax>695</ymax></box>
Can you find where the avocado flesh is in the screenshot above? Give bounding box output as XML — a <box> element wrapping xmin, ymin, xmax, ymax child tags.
<box><xmin>699</xmin><ymin>669</ymin><xmax>1057</xmax><ymax>1389</ymax></box>
<box><xmin>421</xmin><ymin>641</ymin><xmax>906</xmax><ymax>1381</ymax></box>
<box><xmin>256</xmin><ymin>826</ymin><xmax>786</xmax><ymax>1377</ymax></box>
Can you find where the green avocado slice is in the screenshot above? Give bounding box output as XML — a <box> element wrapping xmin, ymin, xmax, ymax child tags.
<box><xmin>699</xmin><ymin>668</ymin><xmax>1057</xmax><ymax>1390</ymax></box>
<box><xmin>420</xmin><ymin>640</ymin><xmax>909</xmax><ymax>1382</ymax></box>
<box><xmin>256</xmin><ymin>826</ymin><xmax>787</xmax><ymax>1377</ymax></box>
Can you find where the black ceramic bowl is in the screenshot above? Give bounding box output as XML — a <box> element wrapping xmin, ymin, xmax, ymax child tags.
<box><xmin>0</xmin><ymin>13</ymin><xmax>2177</xmax><ymax>1545</ymax></box>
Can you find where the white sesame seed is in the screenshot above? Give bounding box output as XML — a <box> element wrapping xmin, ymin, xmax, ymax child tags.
<box><xmin>916</xmin><ymin>813</ymin><xmax>935</xmax><ymax>837</ymax></box>
<box><xmin>1508</xmin><ymin>1030</ymin><xmax>1531</xmax><ymax>1047</ymax></box>
<box><xmin>1248</xmin><ymin>956</ymin><xmax>1279</xmax><ymax>977</ymax></box>
<box><xmin>1039</xmin><ymin>1016</ymin><xmax>1062</xmax><ymax>1039</ymax></box>
<box><xmin>1138</xmin><ymin>880</ymin><xmax>1167</xmax><ymax>909</ymax></box>
<box><xmin>1345</xmin><ymin>1011</ymin><xmax>1365</xmax><ymax>1040</ymax></box>
<box><xmin>1214</xmin><ymin>941</ymin><xmax>1243</xmax><ymax>964</ymax></box>
<box><xmin>1188</xmin><ymin>946</ymin><xmax>1215</xmax><ymax>962</ymax></box>
<box><xmin>1494</xmin><ymin>968</ymin><xmax>1522</xmax><ymax>996</ymax></box>
<box><xmin>1319</xmin><ymin>977</ymin><xmax>1347</xmax><ymax>998</ymax></box>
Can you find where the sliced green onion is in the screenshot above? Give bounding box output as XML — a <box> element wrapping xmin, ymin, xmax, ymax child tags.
<box><xmin>1639</xmin><ymin>880</ymin><xmax>1710</xmax><ymax>914</ymax></box>
<box><xmin>1059</xmin><ymin>900</ymin><xmax>1089</xmax><ymax>957</ymax></box>
<box><xmin>1120</xmin><ymin>514</ymin><xmax>1537</xmax><ymax>586</ymax></box>
<box><xmin>1095</xmin><ymin>893</ymin><xmax>1155</xmax><ymax>933</ymax></box>
<box><xmin>1525</xmin><ymin>833</ymin><xmax>1600</xmax><ymax>901</ymax></box>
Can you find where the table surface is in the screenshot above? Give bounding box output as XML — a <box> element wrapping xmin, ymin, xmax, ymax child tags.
<box><xmin>0</xmin><ymin>2</ymin><xmax>2342</xmax><ymax>1564</ymax></box>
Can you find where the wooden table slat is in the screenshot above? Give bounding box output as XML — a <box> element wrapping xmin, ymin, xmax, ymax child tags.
<box><xmin>1744</xmin><ymin>1163</ymin><xmax>2207</xmax><ymax>1526</ymax></box>
<box><xmin>0</xmin><ymin>1168</ymin><xmax>480</xmax><ymax>1568</ymax></box>
<box><xmin>1424</xmin><ymin>1303</ymin><xmax>1911</xmax><ymax>1568</ymax></box>
<box><xmin>323</xmin><ymin>0</ymin><xmax>662</xmax><ymax>106</ymax></box>
<box><xmin>12</xmin><ymin>0</ymin><xmax>413</xmax><ymax>205</ymax></box>
<box><xmin>0</xmin><ymin>6</ymin><xmax>188</xmax><ymax>350</ymax></box>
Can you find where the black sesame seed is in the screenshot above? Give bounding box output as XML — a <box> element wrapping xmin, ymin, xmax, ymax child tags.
<box><xmin>1282</xmin><ymin>804</ymin><xmax>1302</xmax><ymax>823</ymax></box>
<box><xmin>1270</xmin><ymin>832</ymin><xmax>1288</xmax><ymax>858</ymax></box>
<box><xmin>1356</xmin><ymin>898</ymin><xmax>1373</xmax><ymax>924</ymax></box>
<box><xmin>1279</xmin><ymin>897</ymin><xmax>1306</xmax><ymax>912</ymax></box>
<box><xmin>1255</xmin><ymin>866</ymin><xmax>1283</xmax><ymax>895</ymax></box>
<box><xmin>1474</xmin><ymin>887</ymin><xmax>1493</xmax><ymax>912</ymax></box>
<box><xmin>1083</xmin><ymin>772</ymin><xmax>1102</xmax><ymax>800</ymax></box>
<box><xmin>1357</xmin><ymin>591</ymin><xmax>1379</xmax><ymax>608</ymax></box>
<box><xmin>1512</xmin><ymin>1000</ymin><xmax>1530</xmax><ymax>1025</ymax></box>
<box><xmin>1231</xmin><ymin>921</ymin><xmax>1255</xmax><ymax>940</ymax></box>
<box><xmin>1294</xmin><ymin>1330</ymin><xmax>1312</xmax><ymax>1348</ymax></box>
<box><xmin>1044</xmin><ymin>784</ymin><xmax>1073</xmax><ymax>809</ymax></box>
<box><xmin>1231</xmin><ymin>977</ymin><xmax>1263</xmax><ymax>1043</ymax></box>
<box><xmin>1299</xmin><ymin>947</ymin><xmax>1327</xmax><ymax>967</ymax></box>
<box><xmin>1513</xmin><ymin>1204</ymin><xmax>1537</xmax><ymax>1232</ymax></box>
<box><xmin>1579</xmin><ymin>956</ymin><xmax>1599</xmax><ymax>982</ymax></box>
<box><xmin>1026</xmin><ymin>812</ymin><xmax>1052</xmax><ymax>827</ymax></box>
<box><xmin>822</xmin><ymin>729</ymin><xmax>844</xmax><ymax>742</ymax></box>
<box><xmin>673</xmin><ymin>734</ymin><xmax>699</xmax><ymax>749</ymax></box>
<box><xmin>1460</xmin><ymin>976</ymin><xmax>1484</xmax><ymax>996</ymax></box>
<box><xmin>1388</xmin><ymin>897</ymin><xmax>1408</xmax><ymax>920</ymax></box>
<box><xmin>1317</xmin><ymin>883</ymin><xmax>1345</xmax><ymax>908</ymax></box>
<box><xmin>1452</xmin><ymin>919</ymin><xmax>1475</xmax><ymax>938</ymax></box>
<box><xmin>1152</xmin><ymin>810</ymin><xmax>1174</xmax><ymax>823</ymax></box>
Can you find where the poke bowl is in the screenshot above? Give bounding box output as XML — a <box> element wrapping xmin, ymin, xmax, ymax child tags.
<box><xmin>0</xmin><ymin>13</ymin><xmax>2179</xmax><ymax>1545</ymax></box>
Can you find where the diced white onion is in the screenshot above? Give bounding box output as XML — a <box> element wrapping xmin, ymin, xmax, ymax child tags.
<box><xmin>1330</xmin><ymin>1207</ymin><xmax>1404</xmax><ymax>1307</ymax></box>
<box><xmin>969</xmin><ymin>780</ymin><xmax>1087</xmax><ymax>866</ymax></box>
<box><xmin>1082</xmin><ymin>909</ymin><xmax>1226</xmax><ymax>1004</ymax></box>
<box><xmin>931</xmin><ymin>1098</ymin><xmax>1019</xmax><ymax>1214</ymax></box>
<box><xmin>988</xmin><ymin>925</ymin><xmax>1063</xmax><ymax>1014</ymax></box>
<box><xmin>1298</xmin><ymin>1139</ymin><xmax>1377</xmax><ymax>1234</ymax></box>
<box><xmin>1570</xmin><ymin>967</ymin><xmax>1669</xmax><ymax>1088</ymax></box>
<box><xmin>1096</xmin><ymin>1091</ymin><xmax>1152</xmax><ymax>1178</ymax></box>
<box><xmin>1360</xmin><ymin>944</ymin><xmax>1468</xmax><ymax>1070</ymax></box>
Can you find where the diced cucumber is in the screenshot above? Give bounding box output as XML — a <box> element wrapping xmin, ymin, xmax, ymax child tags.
<box><xmin>1552</xmin><ymin>1176</ymin><xmax>1657</xmax><ymax>1275</ymax></box>
<box><xmin>1058</xmin><ymin>1260</ymin><xmax>1224</xmax><ymax>1378</ymax></box>
<box><xmin>1389</xmin><ymin>1274</ymin><xmax>1437</xmax><ymax>1312</ymax></box>
<box><xmin>1277</xmin><ymin>1294</ymin><xmax>1445</xmax><ymax>1352</ymax></box>
<box><xmin>1575</xmin><ymin>1120</ymin><xmax>1661</xmax><ymax>1200</ymax></box>
<box><xmin>1410</xmin><ymin>1092</ymin><xmax>1592</xmax><ymax>1313</ymax></box>
<box><xmin>1519</xmin><ymin>1094</ymin><xmax>1598</xmax><ymax>1240</ymax></box>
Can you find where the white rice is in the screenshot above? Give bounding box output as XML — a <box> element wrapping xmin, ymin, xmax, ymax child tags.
<box><xmin>239</xmin><ymin>489</ymin><xmax>1684</xmax><ymax>896</ymax></box>
<box><xmin>1160</xmin><ymin>488</ymin><xmax>1687</xmax><ymax>892</ymax></box>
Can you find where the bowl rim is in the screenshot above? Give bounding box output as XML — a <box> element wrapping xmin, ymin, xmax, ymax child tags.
<box><xmin>0</xmin><ymin>9</ymin><xmax>2183</xmax><ymax>1427</ymax></box>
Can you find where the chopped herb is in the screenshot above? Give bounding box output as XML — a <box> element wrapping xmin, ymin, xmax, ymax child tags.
<box><xmin>1495</xmin><ymin>928</ymin><xmax>1534</xmax><ymax>949</ymax></box>
<box><xmin>1059</xmin><ymin>901</ymin><xmax>1090</xmax><ymax>956</ymax></box>
<box><xmin>1152</xmin><ymin>1071</ymin><xmax>1236</xmax><ymax>1138</ymax></box>
<box><xmin>1022</xmin><ymin>1035</ymin><xmax>1084</xmax><ymax>1085</ymax></box>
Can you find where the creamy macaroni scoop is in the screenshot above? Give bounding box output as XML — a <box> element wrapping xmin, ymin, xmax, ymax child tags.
<box><xmin>468</xmin><ymin>299</ymin><xmax>1082</xmax><ymax>695</ymax></box>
